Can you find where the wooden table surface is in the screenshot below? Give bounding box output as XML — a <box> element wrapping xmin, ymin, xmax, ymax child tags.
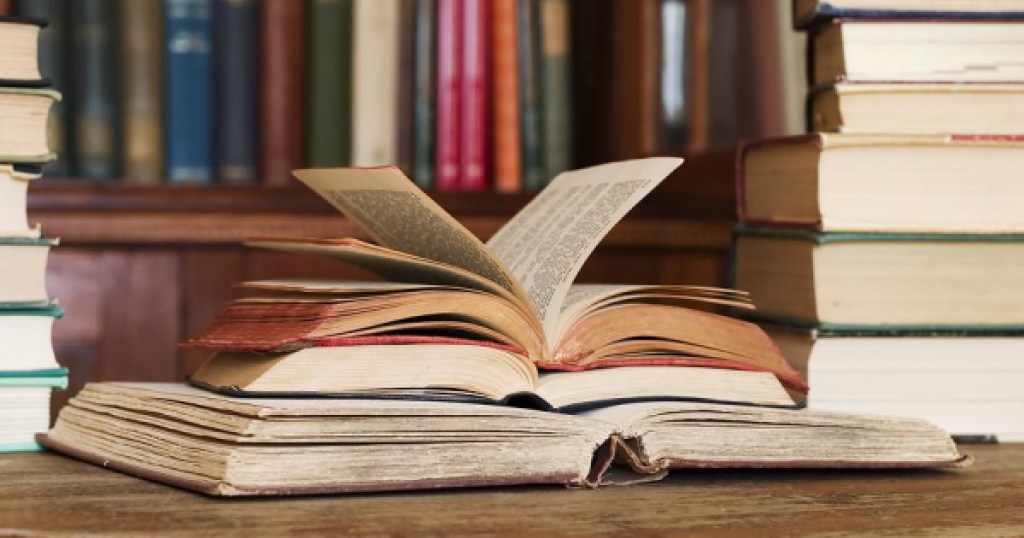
<box><xmin>1</xmin><ymin>446</ymin><xmax>1022</xmax><ymax>536</ymax></box>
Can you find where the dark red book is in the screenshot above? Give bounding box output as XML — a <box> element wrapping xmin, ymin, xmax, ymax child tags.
<box><xmin>459</xmin><ymin>0</ymin><xmax>490</xmax><ymax>191</ymax></box>
<box><xmin>435</xmin><ymin>0</ymin><xmax>462</xmax><ymax>191</ymax></box>
<box><xmin>260</xmin><ymin>0</ymin><xmax>306</xmax><ymax>188</ymax></box>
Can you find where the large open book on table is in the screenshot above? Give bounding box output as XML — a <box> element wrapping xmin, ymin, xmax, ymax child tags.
<box><xmin>184</xmin><ymin>159</ymin><xmax>807</xmax><ymax>411</ymax></box>
<box><xmin>40</xmin><ymin>383</ymin><xmax>969</xmax><ymax>497</ymax></box>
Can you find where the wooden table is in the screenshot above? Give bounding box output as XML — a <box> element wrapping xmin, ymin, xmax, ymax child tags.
<box><xmin>2</xmin><ymin>446</ymin><xmax>1022</xmax><ymax>535</ymax></box>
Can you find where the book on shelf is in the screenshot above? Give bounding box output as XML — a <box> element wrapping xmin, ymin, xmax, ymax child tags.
<box><xmin>214</xmin><ymin>0</ymin><xmax>259</xmax><ymax>185</ymax></box>
<box><xmin>164</xmin><ymin>0</ymin><xmax>213</xmax><ymax>183</ymax></box>
<box><xmin>737</xmin><ymin>133</ymin><xmax>1024</xmax><ymax>232</ymax></box>
<box><xmin>794</xmin><ymin>0</ymin><xmax>1024</xmax><ymax>30</ymax></box>
<box><xmin>732</xmin><ymin>226</ymin><xmax>1024</xmax><ymax>328</ymax></box>
<box><xmin>41</xmin><ymin>382</ymin><xmax>967</xmax><ymax>496</ymax></box>
<box><xmin>260</xmin><ymin>0</ymin><xmax>306</xmax><ymax>187</ymax></box>
<box><xmin>307</xmin><ymin>0</ymin><xmax>353</xmax><ymax>169</ymax></box>
<box><xmin>120</xmin><ymin>0</ymin><xmax>164</xmax><ymax>184</ymax></box>
<box><xmin>71</xmin><ymin>0</ymin><xmax>120</xmax><ymax>180</ymax></box>
<box><xmin>765</xmin><ymin>322</ymin><xmax>1024</xmax><ymax>442</ymax></box>
<box><xmin>460</xmin><ymin>0</ymin><xmax>489</xmax><ymax>191</ymax></box>
<box><xmin>491</xmin><ymin>0</ymin><xmax>520</xmax><ymax>192</ymax></box>
<box><xmin>811</xmin><ymin>19</ymin><xmax>1024</xmax><ymax>86</ymax></box>
<box><xmin>351</xmin><ymin>0</ymin><xmax>399</xmax><ymax>168</ymax></box>
<box><xmin>0</xmin><ymin>14</ymin><xmax>46</xmax><ymax>84</ymax></box>
<box><xmin>809</xmin><ymin>82</ymin><xmax>1024</xmax><ymax>135</ymax></box>
<box><xmin>412</xmin><ymin>0</ymin><xmax>437</xmax><ymax>189</ymax></box>
<box><xmin>517</xmin><ymin>0</ymin><xmax>543</xmax><ymax>190</ymax></box>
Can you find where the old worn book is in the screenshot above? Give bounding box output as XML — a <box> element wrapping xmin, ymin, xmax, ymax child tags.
<box><xmin>0</xmin><ymin>239</ymin><xmax>56</xmax><ymax>307</ymax></box>
<box><xmin>186</xmin><ymin>159</ymin><xmax>809</xmax><ymax>404</ymax></box>
<box><xmin>811</xmin><ymin>19</ymin><xmax>1024</xmax><ymax>86</ymax></box>
<box><xmin>41</xmin><ymin>383</ymin><xmax>968</xmax><ymax>496</ymax></box>
<box><xmin>794</xmin><ymin>0</ymin><xmax>1024</xmax><ymax>30</ymax></box>
<box><xmin>733</xmin><ymin>227</ymin><xmax>1024</xmax><ymax>327</ymax></box>
<box><xmin>0</xmin><ymin>16</ymin><xmax>46</xmax><ymax>85</ymax></box>
<box><xmin>809</xmin><ymin>82</ymin><xmax>1024</xmax><ymax>135</ymax></box>
<box><xmin>738</xmin><ymin>134</ymin><xmax>1024</xmax><ymax>232</ymax></box>
<box><xmin>0</xmin><ymin>165</ymin><xmax>41</xmax><ymax>237</ymax></box>
<box><xmin>765</xmin><ymin>323</ymin><xmax>1024</xmax><ymax>442</ymax></box>
<box><xmin>0</xmin><ymin>87</ymin><xmax>59</xmax><ymax>163</ymax></box>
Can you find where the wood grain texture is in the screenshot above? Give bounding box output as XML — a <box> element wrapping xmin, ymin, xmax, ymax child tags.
<box><xmin>0</xmin><ymin>446</ymin><xmax>1021</xmax><ymax>535</ymax></box>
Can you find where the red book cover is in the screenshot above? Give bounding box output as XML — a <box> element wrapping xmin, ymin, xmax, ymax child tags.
<box><xmin>261</xmin><ymin>0</ymin><xmax>306</xmax><ymax>188</ymax></box>
<box><xmin>460</xmin><ymin>0</ymin><xmax>490</xmax><ymax>191</ymax></box>
<box><xmin>492</xmin><ymin>0</ymin><xmax>521</xmax><ymax>192</ymax></box>
<box><xmin>435</xmin><ymin>0</ymin><xmax>463</xmax><ymax>191</ymax></box>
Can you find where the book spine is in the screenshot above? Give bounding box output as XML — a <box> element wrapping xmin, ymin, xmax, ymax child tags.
<box><xmin>395</xmin><ymin>0</ymin><xmax>417</xmax><ymax>177</ymax></box>
<box><xmin>120</xmin><ymin>0</ymin><xmax>163</xmax><ymax>184</ymax></box>
<box><xmin>0</xmin><ymin>1</ymin><xmax>12</xmax><ymax>13</ymax></box>
<box><xmin>164</xmin><ymin>0</ymin><xmax>214</xmax><ymax>184</ymax></box>
<box><xmin>412</xmin><ymin>0</ymin><xmax>436</xmax><ymax>189</ymax></box>
<box><xmin>260</xmin><ymin>0</ymin><xmax>306</xmax><ymax>187</ymax></box>
<box><xmin>307</xmin><ymin>0</ymin><xmax>353</xmax><ymax>167</ymax></box>
<box><xmin>351</xmin><ymin>0</ymin><xmax>399</xmax><ymax>166</ymax></box>
<box><xmin>517</xmin><ymin>0</ymin><xmax>544</xmax><ymax>191</ymax></box>
<box><xmin>17</xmin><ymin>0</ymin><xmax>71</xmax><ymax>176</ymax></box>
<box><xmin>71</xmin><ymin>0</ymin><xmax>120</xmax><ymax>180</ymax></box>
<box><xmin>658</xmin><ymin>0</ymin><xmax>688</xmax><ymax>149</ymax></box>
<box><xmin>215</xmin><ymin>0</ymin><xmax>260</xmax><ymax>185</ymax></box>
<box><xmin>539</xmin><ymin>0</ymin><xmax>571</xmax><ymax>182</ymax></box>
<box><xmin>435</xmin><ymin>0</ymin><xmax>461</xmax><ymax>191</ymax></box>
<box><xmin>492</xmin><ymin>0</ymin><xmax>520</xmax><ymax>193</ymax></box>
<box><xmin>459</xmin><ymin>0</ymin><xmax>489</xmax><ymax>191</ymax></box>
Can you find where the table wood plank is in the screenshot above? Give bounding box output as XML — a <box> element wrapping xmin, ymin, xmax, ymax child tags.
<box><xmin>1</xmin><ymin>446</ymin><xmax>1022</xmax><ymax>535</ymax></box>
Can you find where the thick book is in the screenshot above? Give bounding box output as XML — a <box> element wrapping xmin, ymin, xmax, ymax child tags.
<box><xmin>412</xmin><ymin>0</ymin><xmax>436</xmax><ymax>189</ymax></box>
<box><xmin>539</xmin><ymin>0</ymin><xmax>571</xmax><ymax>182</ymax></box>
<box><xmin>491</xmin><ymin>0</ymin><xmax>520</xmax><ymax>192</ymax></box>
<box><xmin>351</xmin><ymin>0</ymin><xmax>399</xmax><ymax>167</ymax></box>
<box><xmin>307</xmin><ymin>0</ymin><xmax>353</xmax><ymax>168</ymax></box>
<box><xmin>72</xmin><ymin>0</ymin><xmax>120</xmax><ymax>180</ymax></box>
<box><xmin>732</xmin><ymin>226</ymin><xmax>1024</xmax><ymax>328</ymax></box>
<box><xmin>120</xmin><ymin>0</ymin><xmax>163</xmax><ymax>184</ymax></box>
<box><xmin>15</xmin><ymin>4</ymin><xmax>70</xmax><ymax>176</ymax></box>
<box><xmin>214</xmin><ymin>0</ymin><xmax>259</xmax><ymax>185</ymax></box>
<box><xmin>764</xmin><ymin>322</ymin><xmax>1024</xmax><ymax>442</ymax></box>
<box><xmin>0</xmin><ymin>15</ymin><xmax>47</xmax><ymax>85</ymax></box>
<box><xmin>1</xmin><ymin>371</ymin><xmax>66</xmax><ymax>453</ymax></box>
<box><xmin>185</xmin><ymin>159</ymin><xmax>810</xmax><ymax>407</ymax></box>
<box><xmin>809</xmin><ymin>81</ymin><xmax>1024</xmax><ymax>135</ymax></box>
<box><xmin>737</xmin><ymin>134</ymin><xmax>1024</xmax><ymax>232</ymax></box>
<box><xmin>794</xmin><ymin>0</ymin><xmax>1024</xmax><ymax>30</ymax></box>
<box><xmin>517</xmin><ymin>0</ymin><xmax>544</xmax><ymax>191</ymax></box>
<box><xmin>435</xmin><ymin>0</ymin><xmax>461</xmax><ymax>191</ymax></box>
<box><xmin>459</xmin><ymin>0</ymin><xmax>489</xmax><ymax>191</ymax></box>
<box><xmin>41</xmin><ymin>383</ymin><xmax>968</xmax><ymax>496</ymax></box>
<box><xmin>260</xmin><ymin>0</ymin><xmax>306</xmax><ymax>187</ymax></box>
<box><xmin>811</xmin><ymin>19</ymin><xmax>1024</xmax><ymax>86</ymax></box>
<box><xmin>0</xmin><ymin>239</ymin><xmax>57</xmax><ymax>307</ymax></box>
<box><xmin>165</xmin><ymin>0</ymin><xmax>214</xmax><ymax>184</ymax></box>
<box><xmin>0</xmin><ymin>307</ymin><xmax>62</xmax><ymax>372</ymax></box>
<box><xmin>0</xmin><ymin>87</ymin><xmax>59</xmax><ymax>163</ymax></box>
<box><xmin>0</xmin><ymin>165</ymin><xmax>41</xmax><ymax>237</ymax></box>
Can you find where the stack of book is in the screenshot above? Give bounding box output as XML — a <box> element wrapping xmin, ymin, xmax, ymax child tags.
<box><xmin>0</xmin><ymin>15</ymin><xmax>65</xmax><ymax>453</ymax></box>
<box><xmin>42</xmin><ymin>159</ymin><xmax>966</xmax><ymax>496</ymax></box>
<box><xmin>733</xmin><ymin>0</ymin><xmax>1024</xmax><ymax>442</ymax></box>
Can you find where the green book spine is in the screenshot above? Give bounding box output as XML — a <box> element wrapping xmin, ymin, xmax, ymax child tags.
<box><xmin>307</xmin><ymin>0</ymin><xmax>353</xmax><ymax>167</ymax></box>
<box><xmin>539</xmin><ymin>0</ymin><xmax>571</xmax><ymax>183</ymax></box>
<box><xmin>517</xmin><ymin>0</ymin><xmax>544</xmax><ymax>191</ymax></box>
<box><xmin>412</xmin><ymin>0</ymin><xmax>436</xmax><ymax>188</ymax></box>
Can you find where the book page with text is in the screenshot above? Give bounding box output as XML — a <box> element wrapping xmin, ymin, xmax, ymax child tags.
<box><xmin>486</xmin><ymin>158</ymin><xmax>684</xmax><ymax>340</ymax></box>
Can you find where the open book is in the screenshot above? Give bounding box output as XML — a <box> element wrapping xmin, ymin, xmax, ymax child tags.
<box><xmin>40</xmin><ymin>383</ymin><xmax>969</xmax><ymax>497</ymax></box>
<box><xmin>185</xmin><ymin>159</ymin><xmax>807</xmax><ymax>410</ymax></box>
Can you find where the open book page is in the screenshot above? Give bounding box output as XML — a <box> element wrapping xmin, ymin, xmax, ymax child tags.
<box><xmin>292</xmin><ymin>167</ymin><xmax>530</xmax><ymax>306</ymax></box>
<box><xmin>486</xmin><ymin>158</ymin><xmax>684</xmax><ymax>339</ymax></box>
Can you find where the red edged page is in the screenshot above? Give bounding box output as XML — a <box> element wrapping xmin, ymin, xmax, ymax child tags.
<box><xmin>460</xmin><ymin>0</ymin><xmax>490</xmax><ymax>191</ymax></box>
<box><xmin>436</xmin><ymin>0</ymin><xmax>463</xmax><ymax>191</ymax></box>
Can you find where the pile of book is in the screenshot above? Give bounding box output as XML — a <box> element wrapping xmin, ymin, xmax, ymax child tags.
<box><xmin>17</xmin><ymin>0</ymin><xmax>574</xmax><ymax>192</ymax></box>
<box><xmin>0</xmin><ymin>15</ymin><xmax>65</xmax><ymax>453</ymax></box>
<box><xmin>42</xmin><ymin>159</ymin><xmax>967</xmax><ymax>496</ymax></box>
<box><xmin>734</xmin><ymin>0</ymin><xmax>1024</xmax><ymax>442</ymax></box>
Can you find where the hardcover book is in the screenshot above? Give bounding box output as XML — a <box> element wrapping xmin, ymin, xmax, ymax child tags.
<box><xmin>41</xmin><ymin>383</ymin><xmax>968</xmax><ymax>496</ymax></box>
<box><xmin>0</xmin><ymin>371</ymin><xmax>66</xmax><ymax>453</ymax></box>
<box><xmin>307</xmin><ymin>0</ymin><xmax>353</xmax><ymax>168</ymax></box>
<box><xmin>491</xmin><ymin>0</ymin><xmax>520</xmax><ymax>192</ymax></box>
<box><xmin>214</xmin><ymin>0</ymin><xmax>259</xmax><ymax>185</ymax></box>
<box><xmin>794</xmin><ymin>0</ymin><xmax>1024</xmax><ymax>30</ymax></box>
<box><xmin>260</xmin><ymin>0</ymin><xmax>306</xmax><ymax>187</ymax></box>
<box><xmin>120</xmin><ymin>0</ymin><xmax>163</xmax><ymax>183</ymax></box>
<box><xmin>435</xmin><ymin>0</ymin><xmax>462</xmax><ymax>191</ymax></box>
<box><xmin>71</xmin><ymin>0</ymin><xmax>120</xmax><ymax>180</ymax></box>
<box><xmin>165</xmin><ymin>0</ymin><xmax>214</xmax><ymax>183</ymax></box>
<box><xmin>351</xmin><ymin>0</ymin><xmax>399</xmax><ymax>167</ymax></box>
<box><xmin>412</xmin><ymin>0</ymin><xmax>436</xmax><ymax>188</ymax></box>
<box><xmin>0</xmin><ymin>239</ymin><xmax>56</xmax><ymax>307</ymax></box>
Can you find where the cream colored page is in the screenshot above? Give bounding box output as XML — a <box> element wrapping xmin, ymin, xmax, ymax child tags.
<box><xmin>487</xmin><ymin>158</ymin><xmax>684</xmax><ymax>339</ymax></box>
<box><xmin>292</xmin><ymin>167</ymin><xmax>527</xmax><ymax>303</ymax></box>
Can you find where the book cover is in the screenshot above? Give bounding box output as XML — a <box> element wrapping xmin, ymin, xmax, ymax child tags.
<box><xmin>165</xmin><ymin>0</ymin><xmax>214</xmax><ymax>184</ymax></box>
<box><xmin>215</xmin><ymin>0</ymin><xmax>259</xmax><ymax>185</ymax></box>
<box><xmin>517</xmin><ymin>0</ymin><xmax>544</xmax><ymax>191</ymax></box>
<box><xmin>492</xmin><ymin>0</ymin><xmax>521</xmax><ymax>193</ymax></box>
<box><xmin>120</xmin><ymin>0</ymin><xmax>163</xmax><ymax>184</ymax></box>
<box><xmin>412</xmin><ymin>0</ymin><xmax>436</xmax><ymax>189</ymax></box>
<box><xmin>307</xmin><ymin>0</ymin><xmax>353</xmax><ymax>168</ymax></box>
<box><xmin>260</xmin><ymin>0</ymin><xmax>306</xmax><ymax>188</ymax></box>
<box><xmin>435</xmin><ymin>0</ymin><xmax>461</xmax><ymax>191</ymax></box>
<box><xmin>71</xmin><ymin>0</ymin><xmax>120</xmax><ymax>180</ymax></box>
<box><xmin>460</xmin><ymin>0</ymin><xmax>489</xmax><ymax>191</ymax></box>
<box><xmin>540</xmin><ymin>0</ymin><xmax>571</xmax><ymax>183</ymax></box>
<box><xmin>351</xmin><ymin>0</ymin><xmax>399</xmax><ymax>167</ymax></box>
<box><xmin>17</xmin><ymin>1</ymin><xmax>70</xmax><ymax>176</ymax></box>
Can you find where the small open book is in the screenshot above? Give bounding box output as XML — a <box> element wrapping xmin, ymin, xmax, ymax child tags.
<box><xmin>185</xmin><ymin>159</ymin><xmax>807</xmax><ymax>411</ymax></box>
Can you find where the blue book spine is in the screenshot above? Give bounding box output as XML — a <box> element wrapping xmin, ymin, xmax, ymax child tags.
<box><xmin>165</xmin><ymin>0</ymin><xmax>214</xmax><ymax>184</ymax></box>
<box><xmin>215</xmin><ymin>0</ymin><xmax>260</xmax><ymax>185</ymax></box>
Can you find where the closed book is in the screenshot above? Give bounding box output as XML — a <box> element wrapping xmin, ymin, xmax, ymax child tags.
<box><xmin>119</xmin><ymin>0</ymin><xmax>163</xmax><ymax>184</ymax></box>
<box><xmin>15</xmin><ymin>3</ymin><xmax>69</xmax><ymax>176</ymax></box>
<box><xmin>0</xmin><ymin>307</ymin><xmax>62</xmax><ymax>373</ymax></box>
<box><xmin>517</xmin><ymin>0</ymin><xmax>544</xmax><ymax>190</ymax></box>
<box><xmin>412</xmin><ymin>0</ymin><xmax>436</xmax><ymax>189</ymax></box>
<box><xmin>307</xmin><ymin>0</ymin><xmax>353</xmax><ymax>168</ymax></box>
<box><xmin>793</xmin><ymin>0</ymin><xmax>1024</xmax><ymax>30</ymax></box>
<box><xmin>460</xmin><ymin>0</ymin><xmax>489</xmax><ymax>191</ymax></box>
<box><xmin>0</xmin><ymin>238</ymin><xmax>57</xmax><ymax>308</ymax></box>
<box><xmin>539</xmin><ymin>0</ymin><xmax>570</xmax><ymax>182</ymax></box>
<box><xmin>260</xmin><ymin>0</ymin><xmax>306</xmax><ymax>188</ymax></box>
<box><xmin>435</xmin><ymin>0</ymin><xmax>462</xmax><ymax>191</ymax></box>
<box><xmin>0</xmin><ymin>88</ymin><xmax>60</xmax><ymax>162</ymax></box>
<box><xmin>71</xmin><ymin>0</ymin><xmax>120</xmax><ymax>180</ymax></box>
<box><xmin>733</xmin><ymin>227</ymin><xmax>1024</xmax><ymax>329</ymax></box>
<box><xmin>491</xmin><ymin>0</ymin><xmax>520</xmax><ymax>193</ymax></box>
<box><xmin>215</xmin><ymin>0</ymin><xmax>259</xmax><ymax>185</ymax></box>
<box><xmin>165</xmin><ymin>0</ymin><xmax>214</xmax><ymax>184</ymax></box>
<box><xmin>0</xmin><ymin>165</ymin><xmax>42</xmax><ymax>237</ymax></box>
<box><xmin>395</xmin><ymin>0</ymin><xmax>416</xmax><ymax>177</ymax></box>
<box><xmin>351</xmin><ymin>0</ymin><xmax>399</xmax><ymax>166</ymax></box>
